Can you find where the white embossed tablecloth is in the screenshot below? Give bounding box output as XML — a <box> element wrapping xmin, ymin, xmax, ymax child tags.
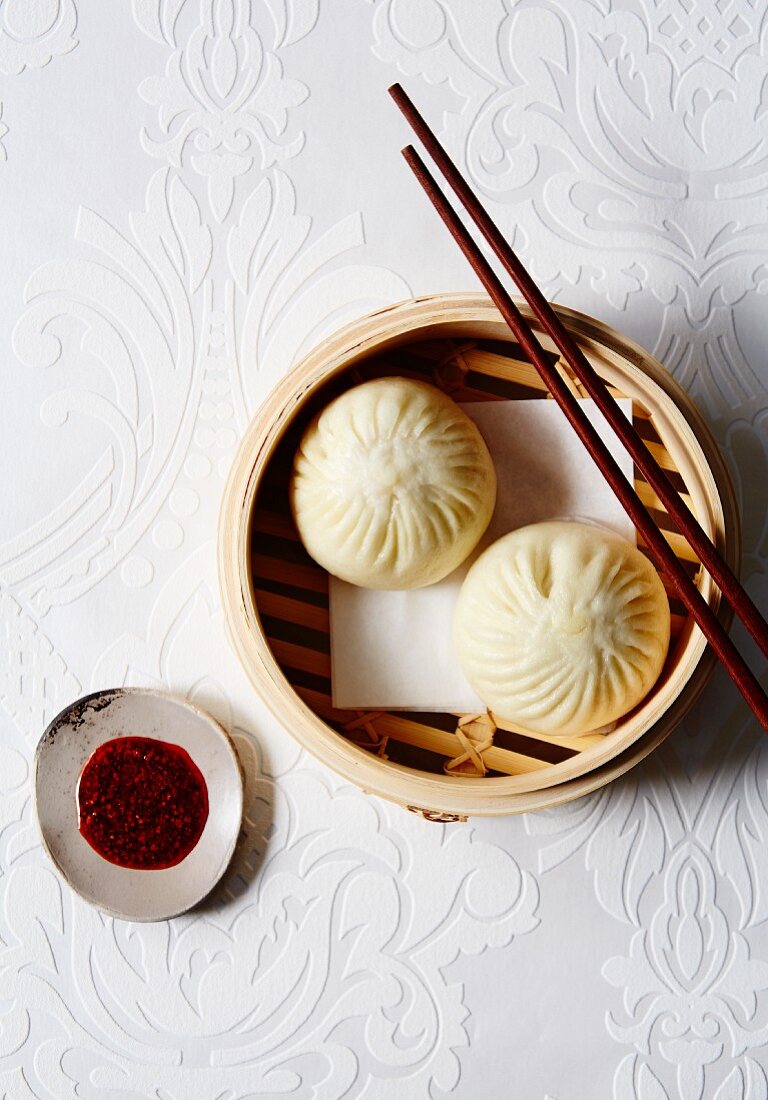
<box><xmin>1</xmin><ymin>3</ymin><xmax>767</xmax><ymax>1098</ymax></box>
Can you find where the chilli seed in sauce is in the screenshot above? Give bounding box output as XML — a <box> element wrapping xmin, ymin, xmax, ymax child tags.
<box><xmin>77</xmin><ymin>736</ymin><xmax>209</xmax><ymax>870</ymax></box>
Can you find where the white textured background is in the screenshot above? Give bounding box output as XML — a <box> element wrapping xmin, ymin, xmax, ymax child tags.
<box><xmin>1</xmin><ymin>2</ymin><xmax>768</xmax><ymax>1097</ymax></box>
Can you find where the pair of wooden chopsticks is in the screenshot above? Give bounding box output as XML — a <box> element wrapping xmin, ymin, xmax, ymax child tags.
<box><xmin>389</xmin><ymin>83</ymin><xmax>768</xmax><ymax>733</ymax></box>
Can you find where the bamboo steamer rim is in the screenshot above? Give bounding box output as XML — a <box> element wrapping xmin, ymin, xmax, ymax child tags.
<box><xmin>218</xmin><ymin>293</ymin><xmax>739</xmax><ymax>817</ymax></box>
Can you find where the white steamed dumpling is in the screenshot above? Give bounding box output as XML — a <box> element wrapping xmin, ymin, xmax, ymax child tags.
<box><xmin>453</xmin><ymin>521</ymin><xmax>670</xmax><ymax>735</ymax></box>
<box><xmin>290</xmin><ymin>377</ymin><xmax>496</xmax><ymax>589</ymax></box>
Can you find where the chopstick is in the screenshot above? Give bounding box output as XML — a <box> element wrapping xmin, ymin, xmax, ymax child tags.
<box><xmin>392</xmin><ymin>145</ymin><xmax>768</xmax><ymax>731</ymax></box>
<box><xmin>390</xmin><ymin>82</ymin><xmax>768</xmax><ymax>665</ymax></box>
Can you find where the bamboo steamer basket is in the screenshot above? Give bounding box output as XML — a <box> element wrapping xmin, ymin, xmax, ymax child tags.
<box><xmin>219</xmin><ymin>294</ymin><xmax>739</xmax><ymax>819</ymax></box>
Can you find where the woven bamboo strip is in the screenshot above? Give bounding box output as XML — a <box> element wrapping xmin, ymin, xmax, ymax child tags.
<box><xmin>255</xmin><ymin>590</ymin><xmax>329</xmax><ymax>633</ymax></box>
<box><xmin>253</xmin><ymin>553</ymin><xmax>327</xmax><ymax>594</ymax></box>
<box><xmin>554</xmin><ymin>358</ymin><xmax>585</xmax><ymax>400</ymax></box>
<box><xmin>270</xmin><ymin>638</ymin><xmax>331</xmax><ymax>678</ymax></box>
<box><xmin>643</xmin><ymin>440</ymin><xmax>679</xmax><ymax>473</ymax></box>
<box><xmin>295</xmin><ymin>686</ymin><xmax>547</xmax><ymax>776</ymax></box>
<box><xmin>638</xmin><ymin>528</ymin><xmax>699</xmax><ymax>564</ymax></box>
<box><xmin>462</xmin><ymin>349</ymin><xmax>562</xmax><ymax>391</ymax></box>
<box><xmin>253</xmin><ymin>511</ymin><xmax>300</xmax><ymax>539</ymax></box>
<box><xmin>293</xmin><ymin>685</ymin><xmax>357</xmax><ymax>725</ymax></box>
<box><xmin>635</xmin><ymin>479</ymin><xmax>693</xmax><ymax>513</ymax></box>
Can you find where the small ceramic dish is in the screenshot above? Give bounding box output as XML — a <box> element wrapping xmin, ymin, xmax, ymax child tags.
<box><xmin>34</xmin><ymin>688</ymin><xmax>244</xmax><ymax>921</ymax></box>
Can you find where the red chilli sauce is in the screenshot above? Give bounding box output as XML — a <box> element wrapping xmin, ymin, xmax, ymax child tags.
<box><xmin>77</xmin><ymin>736</ymin><xmax>209</xmax><ymax>870</ymax></box>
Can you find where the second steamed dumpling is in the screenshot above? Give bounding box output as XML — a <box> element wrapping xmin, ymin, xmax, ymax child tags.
<box><xmin>454</xmin><ymin>521</ymin><xmax>670</xmax><ymax>735</ymax></box>
<box><xmin>290</xmin><ymin>377</ymin><xmax>496</xmax><ymax>588</ymax></box>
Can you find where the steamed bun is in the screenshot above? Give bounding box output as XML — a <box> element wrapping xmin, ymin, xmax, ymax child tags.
<box><xmin>290</xmin><ymin>377</ymin><xmax>496</xmax><ymax>589</ymax></box>
<box><xmin>453</xmin><ymin>521</ymin><xmax>670</xmax><ymax>735</ymax></box>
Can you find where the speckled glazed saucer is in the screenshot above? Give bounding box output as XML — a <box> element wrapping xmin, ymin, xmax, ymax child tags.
<box><xmin>34</xmin><ymin>688</ymin><xmax>244</xmax><ymax>921</ymax></box>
